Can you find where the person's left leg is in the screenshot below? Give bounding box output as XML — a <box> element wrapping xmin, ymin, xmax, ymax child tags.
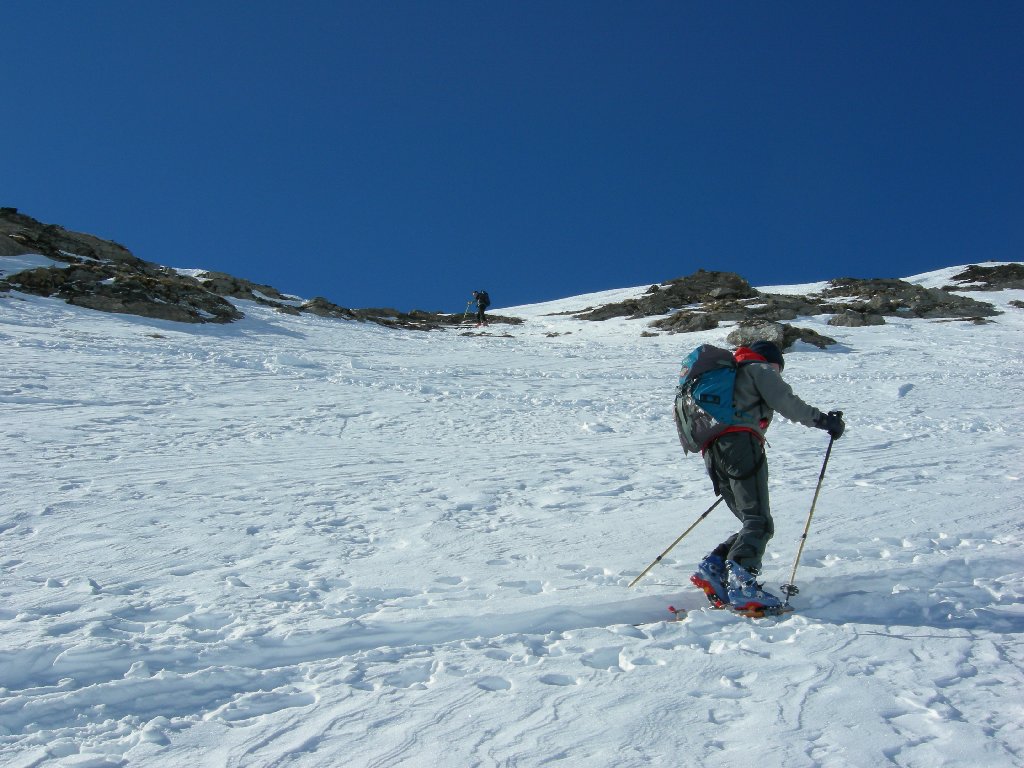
<box><xmin>713</xmin><ymin>435</ymin><xmax>773</xmax><ymax>573</ymax></box>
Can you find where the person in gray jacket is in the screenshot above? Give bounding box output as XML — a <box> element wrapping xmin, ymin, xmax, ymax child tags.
<box><xmin>690</xmin><ymin>340</ymin><xmax>845</xmax><ymax>611</ymax></box>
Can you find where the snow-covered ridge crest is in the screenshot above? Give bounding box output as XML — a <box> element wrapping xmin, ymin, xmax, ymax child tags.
<box><xmin>3</xmin><ymin>208</ymin><xmax>1020</xmax><ymax>340</ymax></box>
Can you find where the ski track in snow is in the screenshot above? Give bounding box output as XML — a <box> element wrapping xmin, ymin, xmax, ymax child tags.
<box><xmin>0</xmin><ymin>265</ymin><xmax>1023</xmax><ymax>766</ymax></box>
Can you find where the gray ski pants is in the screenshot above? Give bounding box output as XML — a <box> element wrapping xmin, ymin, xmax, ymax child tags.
<box><xmin>704</xmin><ymin>431</ymin><xmax>773</xmax><ymax>573</ymax></box>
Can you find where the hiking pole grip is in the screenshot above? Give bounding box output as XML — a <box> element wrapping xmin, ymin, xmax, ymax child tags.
<box><xmin>628</xmin><ymin>497</ymin><xmax>723</xmax><ymax>588</ymax></box>
<box><xmin>781</xmin><ymin>435</ymin><xmax>836</xmax><ymax>607</ymax></box>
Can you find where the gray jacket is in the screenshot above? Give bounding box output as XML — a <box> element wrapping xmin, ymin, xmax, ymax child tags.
<box><xmin>733</xmin><ymin>361</ymin><xmax>820</xmax><ymax>436</ymax></box>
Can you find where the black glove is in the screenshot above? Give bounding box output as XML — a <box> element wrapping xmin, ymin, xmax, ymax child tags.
<box><xmin>815</xmin><ymin>410</ymin><xmax>845</xmax><ymax>440</ymax></box>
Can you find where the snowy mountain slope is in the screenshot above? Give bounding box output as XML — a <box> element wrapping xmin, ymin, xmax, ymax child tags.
<box><xmin>1</xmin><ymin>265</ymin><xmax>1022</xmax><ymax>767</ymax></box>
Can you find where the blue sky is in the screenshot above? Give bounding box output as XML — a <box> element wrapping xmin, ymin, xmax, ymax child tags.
<box><xmin>5</xmin><ymin>2</ymin><xmax>1022</xmax><ymax>312</ymax></box>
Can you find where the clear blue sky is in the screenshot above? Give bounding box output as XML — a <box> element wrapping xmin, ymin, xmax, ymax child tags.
<box><xmin>5</xmin><ymin>2</ymin><xmax>1022</xmax><ymax>312</ymax></box>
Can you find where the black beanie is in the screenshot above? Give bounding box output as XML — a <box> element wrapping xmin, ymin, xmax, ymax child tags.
<box><xmin>750</xmin><ymin>340</ymin><xmax>785</xmax><ymax>370</ymax></box>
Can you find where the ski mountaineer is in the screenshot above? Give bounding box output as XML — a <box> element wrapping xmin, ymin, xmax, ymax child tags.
<box><xmin>471</xmin><ymin>290</ymin><xmax>490</xmax><ymax>327</ymax></box>
<box><xmin>691</xmin><ymin>340</ymin><xmax>846</xmax><ymax>613</ymax></box>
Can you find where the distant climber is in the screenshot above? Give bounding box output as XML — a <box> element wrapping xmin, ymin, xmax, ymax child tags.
<box><xmin>471</xmin><ymin>290</ymin><xmax>491</xmax><ymax>327</ymax></box>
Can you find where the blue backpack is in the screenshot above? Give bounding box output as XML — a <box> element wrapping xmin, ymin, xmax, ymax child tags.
<box><xmin>673</xmin><ymin>344</ymin><xmax>756</xmax><ymax>454</ymax></box>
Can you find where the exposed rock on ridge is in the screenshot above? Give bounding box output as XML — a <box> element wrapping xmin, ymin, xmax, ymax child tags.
<box><xmin>943</xmin><ymin>263</ymin><xmax>1024</xmax><ymax>291</ymax></box>
<box><xmin>570</xmin><ymin>269</ymin><xmax>1001</xmax><ymax>347</ymax></box>
<box><xmin>2</xmin><ymin>208</ymin><xmax>1012</xmax><ymax>337</ymax></box>
<box><xmin>0</xmin><ymin>208</ymin><xmax>519</xmax><ymax>330</ymax></box>
<box><xmin>1</xmin><ymin>208</ymin><xmax>243</xmax><ymax>324</ymax></box>
<box><xmin>575</xmin><ymin>270</ymin><xmax>758</xmax><ymax>321</ymax></box>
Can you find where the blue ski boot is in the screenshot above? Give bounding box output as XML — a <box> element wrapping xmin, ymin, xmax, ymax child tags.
<box><xmin>726</xmin><ymin>561</ymin><xmax>783</xmax><ymax>615</ymax></box>
<box><xmin>690</xmin><ymin>554</ymin><xmax>730</xmax><ymax>608</ymax></box>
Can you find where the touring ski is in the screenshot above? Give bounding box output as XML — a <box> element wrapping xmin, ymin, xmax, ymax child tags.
<box><xmin>669</xmin><ymin>603</ymin><xmax>793</xmax><ymax>620</ymax></box>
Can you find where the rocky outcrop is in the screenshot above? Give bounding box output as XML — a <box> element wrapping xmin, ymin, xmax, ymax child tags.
<box><xmin>943</xmin><ymin>263</ymin><xmax>1024</xmax><ymax>291</ymax></box>
<box><xmin>298</xmin><ymin>296</ymin><xmax>522</xmax><ymax>330</ymax></box>
<box><xmin>1</xmin><ymin>209</ymin><xmax>242</xmax><ymax>323</ymax></box>
<box><xmin>7</xmin><ymin>263</ymin><xmax>243</xmax><ymax>323</ymax></box>
<box><xmin>816</xmin><ymin>277</ymin><xmax>996</xmax><ymax>320</ymax></box>
<box><xmin>0</xmin><ymin>207</ymin><xmax>136</xmax><ymax>264</ymax></box>
<box><xmin>827</xmin><ymin>309</ymin><xmax>886</xmax><ymax>327</ymax></box>
<box><xmin>0</xmin><ymin>233</ymin><xmax>34</xmax><ymax>257</ymax></box>
<box><xmin>0</xmin><ymin>208</ymin><xmax>520</xmax><ymax>330</ymax></box>
<box><xmin>725</xmin><ymin>321</ymin><xmax>837</xmax><ymax>350</ymax></box>
<box><xmin>576</xmin><ymin>270</ymin><xmax>757</xmax><ymax>321</ymax></box>
<box><xmin>575</xmin><ymin>269</ymin><xmax>1001</xmax><ymax>345</ymax></box>
<box><xmin>2</xmin><ymin>208</ymin><xmax>1012</xmax><ymax>335</ymax></box>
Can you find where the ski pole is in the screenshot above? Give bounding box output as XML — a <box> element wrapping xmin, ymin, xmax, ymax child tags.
<box><xmin>628</xmin><ymin>497</ymin><xmax>724</xmax><ymax>588</ymax></box>
<box><xmin>461</xmin><ymin>300</ymin><xmax>474</xmax><ymax>321</ymax></box>
<box><xmin>780</xmin><ymin>426</ymin><xmax>839</xmax><ymax>607</ymax></box>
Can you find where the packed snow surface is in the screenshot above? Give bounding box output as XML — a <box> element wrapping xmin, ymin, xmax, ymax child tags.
<box><xmin>1</xmin><ymin>265</ymin><xmax>1022</xmax><ymax>767</ymax></box>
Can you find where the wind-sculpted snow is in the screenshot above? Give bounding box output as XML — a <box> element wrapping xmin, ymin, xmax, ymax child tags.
<box><xmin>0</xmin><ymin>265</ymin><xmax>1022</xmax><ymax>766</ymax></box>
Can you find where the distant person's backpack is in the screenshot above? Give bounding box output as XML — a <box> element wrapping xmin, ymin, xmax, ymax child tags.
<box><xmin>673</xmin><ymin>344</ymin><xmax>756</xmax><ymax>454</ymax></box>
<box><xmin>477</xmin><ymin>290</ymin><xmax>491</xmax><ymax>309</ymax></box>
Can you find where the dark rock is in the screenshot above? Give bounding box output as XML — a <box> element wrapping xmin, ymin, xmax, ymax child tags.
<box><xmin>599</xmin><ymin>269</ymin><xmax>999</xmax><ymax>337</ymax></box>
<box><xmin>0</xmin><ymin>234</ymin><xmax>34</xmax><ymax>257</ymax></box>
<box><xmin>650</xmin><ymin>312</ymin><xmax>720</xmax><ymax>334</ymax></box>
<box><xmin>576</xmin><ymin>270</ymin><xmax>756</xmax><ymax>321</ymax></box>
<box><xmin>0</xmin><ymin>210</ymin><xmax>240</xmax><ymax>323</ymax></box>
<box><xmin>783</xmin><ymin>325</ymin><xmax>838</xmax><ymax>349</ymax></box>
<box><xmin>6</xmin><ymin>261</ymin><xmax>242</xmax><ymax>323</ymax></box>
<box><xmin>199</xmin><ymin>272</ymin><xmax>293</xmax><ymax>302</ymax></box>
<box><xmin>725</xmin><ymin>320</ymin><xmax>837</xmax><ymax>351</ymax></box>
<box><xmin>828</xmin><ymin>310</ymin><xmax>886</xmax><ymax>327</ymax></box>
<box><xmin>0</xmin><ymin>209</ymin><xmax>135</xmax><ymax>265</ymax></box>
<box><xmin>817</xmin><ymin>277</ymin><xmax>997</xmax><ymax>319</ymax></box>
<box><xmin>300</xmin><ymin>297</ymin><xmax>359</xmax><ymax>320</ymax></box>
<box><xmin>943</xmin><ymin>263</ymin><xmax>1024</xmax><ymax>291</ymax></box>
<box><xmin>747</xmin><ymin>294</ymin><xmax>824</xmax><ymax>321</ymax></box>
<box><xmin>298</xmin><ymin>296</ymin><xmax>523</xmax><ymax>331</ymax></box>
<box><xmin>726</xmin><ymin>321</ymin><xmax>788</xmax><ymax>348</ymax></box>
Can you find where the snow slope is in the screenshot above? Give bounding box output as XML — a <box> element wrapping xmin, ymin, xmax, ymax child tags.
<box><xmin>1</xmin><ymin>265</ymin><xmax>1022</xmax><ymax>767</ymax></box>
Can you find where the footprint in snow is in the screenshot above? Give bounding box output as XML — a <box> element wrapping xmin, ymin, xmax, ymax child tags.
<box><xmin>499</xmin><ymin>579</ymin><xmax>546</xmax><ymax>595</ymax></box>
<box><xmin>581</xmin><ymin>646</ymin><xmax>625</xmax><ymax>671</ymax></box>
<box><xmin>435</xmin><ymin>576</ymin><xmax>466</xmax><ymax>586</ymax></box>
<box><xmin>539</xmin><ymin>674</ymin><xmax>578</xmax><ymax>687</ymax></box>
<box><xmin>476</xmin><ymin>676</ymin><xmax>513</xmax><ymax>692</ymax></box>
